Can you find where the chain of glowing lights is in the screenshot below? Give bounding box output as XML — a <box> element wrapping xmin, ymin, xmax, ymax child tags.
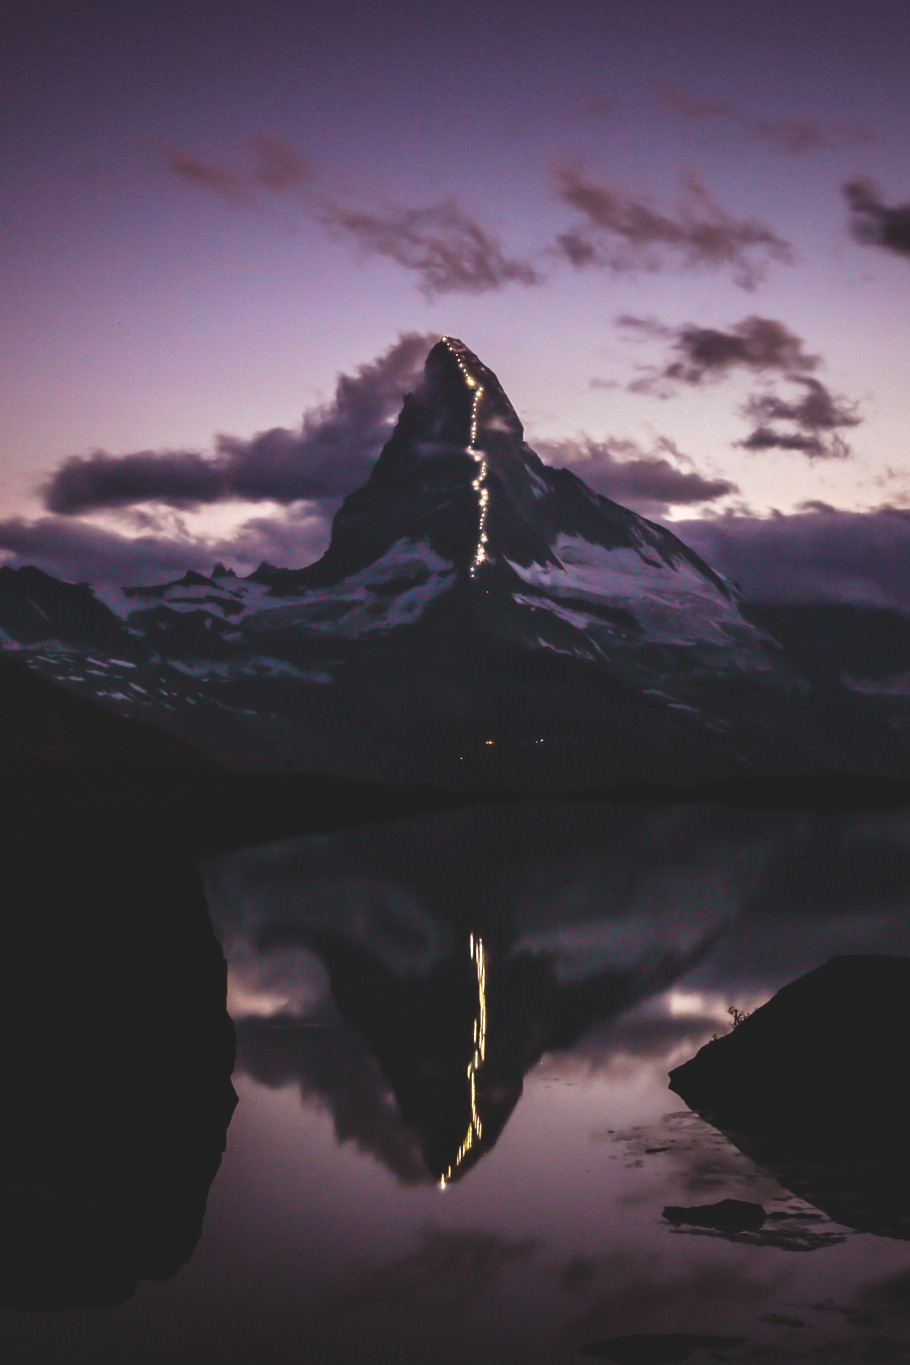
<box><xmin>439</xmin><ymin>933</ymin><xmax>486</xmax><ymax>1188</ymax></box>
<box><xmin>440</xmin><ymin>336</ymin><xmax>489</xmax><ymax>576</ymax></box>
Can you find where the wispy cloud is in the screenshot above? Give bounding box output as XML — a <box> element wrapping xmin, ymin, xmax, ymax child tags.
<box><xmin>738</xmin><ymin>377</ymin><xmax>861</xmax><ymax>459</ymax></box>
<box><xmin>320</xmin><ymin>199</ymin><xmax>542</xmax><ymax>296</ymax></box>
<box><xmin>159</xmin><ymin>146</ymin><xmax>248</xmax><ymax>203</ymax></box>
<box><xmin>615</xmin><ymin>313</ymin><xmax>860</xmax><ymax>459</ymax></box>
<box><xmin>844</xmin><ymin>176</ymin><xmax>910</xmax><ymax>260</ymax></box>
<box><xmin>661</xmin><ymin>82</ymin><xmax>876</xmax><ymax>154</ymax></box>
<box><xmin>157</xmin><ymin>137</ymin><xmax>312</xmax><ymax>202</ymax></box>
<box><xmin>249</xmin><ymin>135</ymin><xmax>312</xmax><ymax>191</ymax></box>
<box><xmin>42</xmin><ymin>333</ymin><xmax>434</xmax><ymax>514</ymax></box>
<box><xmin>536</xmin><ymin>435</ymin><xmax>737</xmax><ymax>516</ymax></box>
<box><xmin>553</xmin><ymin>167</ymin><xmax>793</xmax><ymax>289</ymax></box>
<box><xmin>618</xmin><ymin>314</ymin><xmax>819</xmax><ymax>395</ymax></box>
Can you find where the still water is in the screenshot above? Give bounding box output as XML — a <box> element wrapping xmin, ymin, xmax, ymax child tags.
<box><xmin>4</xmin><ymin>801</ymin><xmax>910</xmax><ymax>1363</ymax></box>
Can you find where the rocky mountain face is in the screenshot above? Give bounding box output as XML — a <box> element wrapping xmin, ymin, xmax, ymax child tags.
<box><xmin>2</xmin><ymin>338</ymin><xmax>908</xmax><ymax>788</ymax></box>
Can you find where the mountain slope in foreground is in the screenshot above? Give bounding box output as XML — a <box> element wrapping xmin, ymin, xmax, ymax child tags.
<box><xmin>2</xmin><ymin>338</ymin><xmax>906</xmax><ymax>789</ymax></box>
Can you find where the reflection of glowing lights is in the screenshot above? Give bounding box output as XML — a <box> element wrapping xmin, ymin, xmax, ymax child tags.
<box><xmin>439</xmin><ymin>933</ymin><xmax>486</xmax><ymax>1188</ymax></box>
<box><xmin>441</xmin><ymin>336</ymin><xmax>489</xmax><ymax>576</ymax></box>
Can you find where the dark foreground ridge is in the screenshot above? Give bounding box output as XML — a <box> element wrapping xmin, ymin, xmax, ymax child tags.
<box><xmin>670</xmin><ymin>955</ymin><xmax>910</xmax><ymax>1239</ymax></box>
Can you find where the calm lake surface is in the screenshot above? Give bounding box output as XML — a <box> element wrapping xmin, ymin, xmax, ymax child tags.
<box><xmin>5</xmin><ymin>800</ymin><xmax>910</xmax><ymax>1363</ymax></box>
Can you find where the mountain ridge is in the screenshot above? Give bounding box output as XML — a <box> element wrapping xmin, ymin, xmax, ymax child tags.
<box><xmin>2</xmin><ymin>338</ymin><xmax>910</xmax><ymax>788</ymax></box>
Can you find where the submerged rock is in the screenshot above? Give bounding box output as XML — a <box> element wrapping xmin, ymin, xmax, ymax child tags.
<box><xmin>662</xmin><ymin>1199</ymin><xmax>766</xmax><ymax>1233</ymax></box>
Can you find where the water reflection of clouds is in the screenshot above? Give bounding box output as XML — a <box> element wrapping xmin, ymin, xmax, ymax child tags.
<box><xmin>205</xmin><ymin>801</ymin><xmax>910</xmax><ymax>1201</ymax></box>
<box><xmin>238</xmin><ymin>1017</ymin><xmax>430</xmax><ymax>1185</ymax></box>
<box><xmin>206</xmin><ymin>803</ymin><xmax>910</xmax><ymax>998</ymax></box>
<box><xmin>563</xmin><ymin>1255</ymin><xmax>788</xmax><ymax>1357</ymax></box>
<box><xmin>226</xmin><ymin>944</ymin><xmax>334</xmax><ymax>1020</ymax></box>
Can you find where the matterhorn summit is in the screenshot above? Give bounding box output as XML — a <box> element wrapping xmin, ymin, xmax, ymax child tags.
<box><xmin>0</xmin><ymin>338</ymin><xmax>896</xmax><ymax>788</ymax></box>
<box><xmin>248</xmin><ymin>337</ymin><xmax>765</xmax><ymax>671</ymax></box>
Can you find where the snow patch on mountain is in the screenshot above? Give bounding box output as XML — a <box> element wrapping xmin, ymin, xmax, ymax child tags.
<box><xmin>246</xmin><ymin>538</ymin><xmax>454</xmax><ymax>637</ymax></box>
<box><xmin>507</xmin><ymin>534</ymin><xmax>770</xmax><ymax>664</ymax></box>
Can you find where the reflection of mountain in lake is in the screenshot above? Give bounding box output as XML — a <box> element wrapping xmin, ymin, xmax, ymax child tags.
<box><xmin>218</xmin><ymin>801</ymin><xmax>757</xmax><ymax>1183</ymax></box>
<box><xmin>0</xmin><ymin>837</ymin><xmax>237</xmax><ymax>1310</ymax></box>
<box><xmin>239</xmin><ymin>923</ymin><xmax>713</xmax><ymax>1185</ymax></box>
<box><xmin>670</xmin><ymin>955</ymin><xmax>910</xmax><ymax>1239</ymax></box>
<box><xmin>208</xmin><ymin>799</ymin><xmax>910</xmax><ymax>1188</ymax></box>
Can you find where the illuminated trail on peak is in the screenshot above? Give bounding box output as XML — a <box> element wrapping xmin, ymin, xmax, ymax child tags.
<box><xmin>439</xmin><ymin>933</ymin><xmax>486</xmax><ymax>1188</ymax></box>
<box><xmin>440</xmin><ymin>336</ymin><xmax>489</xmax><ymax>576</ymax></box>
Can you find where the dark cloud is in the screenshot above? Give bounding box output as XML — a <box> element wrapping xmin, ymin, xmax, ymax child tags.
<box><xmin>158</xmin><ymin>138</ymin><xmax>312</xmax><ymax>201</ymax></box>
<box><xmin>661</xmin><ymin>82</ymin><xmax>876</xmax><ymax>154</ymax></box>
<box><xmin>159</xmin><ymin>146</ymin><xmax>248</xmax><ymax>203</ymax></box>
<box><xmin>553</xmin><ymin>167</ymin><xmax>793</xmax><ymax>289</ymax></box>
<box><xmin>249</xmin><ymin>135</ymin><xmax>311</xmax><ymax>191</ymax></box>
<box><xmin>225</xmin><ymin>505</ymin><xmax>333</xmax><ymax>565</ymax></box>
<box><xmin>237</xmin><ymin>1017</ymin><xmax>431</xmax><ymax>1185</ymax></box>
<box><xmin>614</xmin><ymin>314</ymin><xmax>859</xmax><ymax>458</ymax></box>
<box><xmin>739</xmin><ymin>427</ymin><xmax>841</xmax><ymax>457</ymax></box>
<box><xmin>676</xmin><ymin>505</ymin><xmax>910</xmax><ymax>610</ymax></box>
<box><xmin>42</xmin><ymin>333</ymin><xmax>433</xmax><ymax>515</ymax></box>
<box><xmin>618</xmin><ymin>314</ymin><xmax>818</xmax><ymax>394</ymax></box>
<box><xmin>554</xmin><ymin>229</ymin><xmax>600</xmax><ymax>268</ymax></box>
<box><xmin>45</xmin><ymin>450</ymin><xmax>225</xmax><ymax>512</ymax></box>
<box><xmin>738</xmin><ymin>377</ymin><xmax>861</xmax><ymax>459</ymax></box>
<box><xmin>0</xmin><ymin>515</ymin><xmax>218</xmax><ymax>583</ymax></box>
<box><xmin>844</xmin><ymin>175</ymin><xmax>910</xmax><ymax>259</ymax></box>
<box><xmin>161</xmin><ymin>137</ymin><xmax>537</xmax><ymax>295</ymax></box>
<box><xmin>536</xmin><ymin>436</ymin><xmax>737</xmax><ymax>516</ymax></box>
<box><xmin>0</xmin><ymin>505</ymin><xmax>332</xmax><ymax>585</ymax></box>
<box><xmin>320</xmin><ymin>199</ymin><xmax>541</xmax><ymax>296</ymax></box>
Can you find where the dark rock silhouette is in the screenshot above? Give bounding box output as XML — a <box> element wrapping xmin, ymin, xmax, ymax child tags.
<box><xmin>0</xmin><ymin>836</ymin><xmax>236</xmax><ymax>1309</ymax></box>
<box><xmin>669</xmin><ymin>954</ymin><xmax>910</xmax><ymax>1238</ymax></box>
<box><xmin>662</xmin><ymin>1199</ymin><xmax>766</xmax><ymax>1233</ymax></box>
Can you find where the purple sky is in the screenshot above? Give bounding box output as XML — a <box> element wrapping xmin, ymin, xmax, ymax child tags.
<box><xmin>5</xmin><ymin>0</ymin><xmax>910</xmax><ymax>605</ymax></box>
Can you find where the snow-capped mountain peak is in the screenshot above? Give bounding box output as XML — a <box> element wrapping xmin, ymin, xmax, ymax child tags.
<box><xmin>4</xmin><ymin>338</ymin><xmax>900</xmax><ymax>787</ymax></box>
